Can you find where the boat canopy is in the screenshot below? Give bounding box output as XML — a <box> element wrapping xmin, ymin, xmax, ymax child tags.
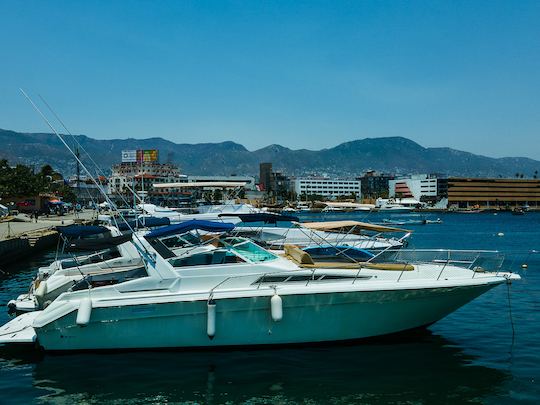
<box><xmin>117</xmin><ymin>216</ymin><xmax>170</xmax><ymax>231</ymax></box>
<box><xmin>146</xmin><ymin>220</ymin><xmax>235</xmax><ymax>238</ymax></box>
<box><xmin>301</xmin><ymin>220</ymin><xmax>410</xmax><ymax>234</ymax></box>
<box><xmin>219</xmin><ymin>212</ymin><xmax>299</xmax><ymax>224</ymax></box>
<box><xmin>56</xmin><ymin>224</ymin><xmax>109</xmax><ymax>237</ymax></box>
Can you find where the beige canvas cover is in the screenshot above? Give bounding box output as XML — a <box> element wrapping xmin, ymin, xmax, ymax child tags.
<box><xmin>301</xmin><ymin>220</ymin><xmax>410</xmax><ymax>234</ymax></box>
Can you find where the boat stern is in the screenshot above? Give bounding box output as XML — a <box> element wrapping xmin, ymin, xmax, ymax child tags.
<box><xmin>0</xmin><ymin>312</ymin><xmax>41</xmax><ymax>347</ymax></box>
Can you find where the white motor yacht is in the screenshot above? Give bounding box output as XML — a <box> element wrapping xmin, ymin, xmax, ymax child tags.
<box><xmin>8</xmin><ymin>226</ymin><xmax>143</xmax><ymax>313</ymax></box>
<box><xmin>0</xmin><ymin>222</ymin><xmax>519</xmax><ymax>351</ymax></box>
<box><xmin>234</xmin><ymin>220</ymin><xmax>410</xmax><ymax>251</ymax></box>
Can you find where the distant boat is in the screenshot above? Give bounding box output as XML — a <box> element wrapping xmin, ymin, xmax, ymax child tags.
<box><xmin>382</xmin><ymin>218</ymin><xmax>442</xmax><ymax>226</ymax></box>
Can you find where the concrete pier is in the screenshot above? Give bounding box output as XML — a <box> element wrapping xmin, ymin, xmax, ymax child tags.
<box><xmin>0</xmin><ymin>210</ymin><xmax>98</xmax><ymax>267</ymax></box>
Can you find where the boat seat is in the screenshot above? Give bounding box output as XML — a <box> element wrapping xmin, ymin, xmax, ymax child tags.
<box><xmin>283</xmin><ymin>244</ymin><xmax>315</xmax><ymax>265</ymax></box>
<box><xmin>283</xmin><ymin>244</ymin><xmax>414</xmax><ymax>271</ymax></box>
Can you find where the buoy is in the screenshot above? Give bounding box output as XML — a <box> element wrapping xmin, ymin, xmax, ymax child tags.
<box><xmin>271</xmin><ymin>293</ymin><xmax>283</xmax><ymax>322</ymax></box>
<box><xmin>522</xmin><ymin>264</ymin><xmax>528</xmax><ymax>269</ymax></box>
<box><xmin>207</xmin><ymin>300</ymin><xmax>216</xmax><ymax>339</ymax></box>
<box><xmin>76</xmin><ymin>297</ymin><xmax>92</xmax><ymax>326</ymax></box>
<box><xmin>497</xmin><ymin>232</ymin><xmax>504</xmax><ymax>237</ymax></box>
<box><xmin>34</xmin><ymin>281</ymin><xmax>47</xmax><ymax>298</ymax></box>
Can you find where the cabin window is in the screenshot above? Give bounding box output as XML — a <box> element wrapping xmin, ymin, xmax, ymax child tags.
<box><xmin>253</xmin><ymin>273</ymin><xmax>369</xmax><ymax>284</ymax></box>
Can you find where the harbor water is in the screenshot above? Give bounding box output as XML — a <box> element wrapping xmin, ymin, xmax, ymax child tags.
<box><xmin>0</xmin><ymin>212</ymin><xmax>538</xmax><ymax>404</ymax></box>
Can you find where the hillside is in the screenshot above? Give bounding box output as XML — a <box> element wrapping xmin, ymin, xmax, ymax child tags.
<box><xmin>0</xmin><ymin>129</ymin><xmax>538</xmax><ymax>178</ymax></box>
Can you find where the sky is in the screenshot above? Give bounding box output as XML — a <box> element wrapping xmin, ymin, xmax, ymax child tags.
<box><xmin>0</xmin><ymin>1</ymin><xmax>539</xmax><ymax>159</ymax></box>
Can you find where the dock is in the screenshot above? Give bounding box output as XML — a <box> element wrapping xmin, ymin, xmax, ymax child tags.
<box><xmin>0</xmin><ymin>210</ymin><xmax>98</xmax><ymax>267</ymax></box>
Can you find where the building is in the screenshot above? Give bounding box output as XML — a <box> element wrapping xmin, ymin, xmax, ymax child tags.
<box><xmin>293</xmin><ymin>177</ymin><xmax>361</xmax><ymax>200</ymax></box>
<box><xmin>389</xmin><ymin>174</ymin><xmax>441</xmax><ymax>202</ymax></box>
<box><xmin>259</xmin><ymin>163</ymin><xmax>273</xmax><ymax>191</ymax></box>
<box><xmin>358</xmin><ymin>171</ymin><xmax>394</xmax><ymax>199</ymax></box>
<box><xmin>447</xmin><ymin>178</ymin><xmax>540</xmax><ymax>209</ymax></box>
<box><xmin>109</xmin><ymin>161</ymin><xmax>186</xmax><ymax>195</ymax></box>
<box><xmin>187</xmin><ymin>175</ymin><xmax>256</xmax><ymax>190</ymax></box>
<box><xmin>108</xmin><ymin>159</ymin><xmax>187</xmax><ymax>206</ymax></box>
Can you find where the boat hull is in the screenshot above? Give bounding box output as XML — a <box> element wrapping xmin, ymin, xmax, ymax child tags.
<box><xmin>36</xmin><ymin>283</ymin><xmax>498</xmax><ymax>351</ymax></box>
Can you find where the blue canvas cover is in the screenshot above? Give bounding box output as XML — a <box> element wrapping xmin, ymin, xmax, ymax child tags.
<box><xmin>56</xmin><ymin>224</ymin><xmax>109</xmax><ymax>237</ymax></box>
<box><xmin>145</xmin><ymin>220</ymin><xmax>235</xmax><ymax>238</ymax></box>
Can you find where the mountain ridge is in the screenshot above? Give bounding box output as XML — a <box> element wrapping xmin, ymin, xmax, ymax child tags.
<box><xmin>0</xmin><ymin>128</ymin><xmax>538</xmax><ymax>178</ymax></box>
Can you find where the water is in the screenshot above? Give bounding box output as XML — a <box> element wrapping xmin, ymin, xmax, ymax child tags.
<box><xmin>0</xmin><ymin>212</ymin><xmax>538</xmax><ymax>404</ymax></box>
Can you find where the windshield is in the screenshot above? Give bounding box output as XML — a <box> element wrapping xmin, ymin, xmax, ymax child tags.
<box><xmin>224</xmin><ymin>238</ymin><xmax>277</xmax><ymax>263</ymax></box>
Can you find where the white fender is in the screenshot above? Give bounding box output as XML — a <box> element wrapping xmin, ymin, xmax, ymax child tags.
<box><xmin>76</xmin><ymin>297</ymin><xmax>92</xmax><ymax>326</ymax></box>
<box><xmin>271</xmin><ymin>293</ymin><xmax>283</xmax><ymax>322</ymax></box>
<box><xmin>207</xmin><ymin>301</ymin><xmax>216</xmax><ymax>339</ymax></box>
<box><xmin>34</xmin><ymin>281</ymin><xmax>47</xmax><ymax>299</ymax></box>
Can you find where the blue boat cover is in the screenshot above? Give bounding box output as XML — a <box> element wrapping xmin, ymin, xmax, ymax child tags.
<box><xmin>57</xmin><ymin>224</ymin><xmax>109</xmax><ymax>237</ymax></box>
<box><xmin>219</xmin><ymin>212</ymin><xmax>299</xmax><ymax>224</ymax></box>
<box><xmin>145</xmin><ymin>220</ymin><xmax>235</xmax><ymax>238</ymax></box>
<box><xmin>117</xmin><ymin>216</ymin><xmax>170</xmax><ymax>231</ymax></box>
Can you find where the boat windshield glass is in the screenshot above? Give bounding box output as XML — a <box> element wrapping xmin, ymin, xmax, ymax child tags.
<box><xmin>223</xmin><ymin>238</ymin><xmax>277</xmax><ymax>263</ymax></box>
<box><xmin>160</xmin><ymin>232</ymin><xmax>200</xmax><ymax>248</ymax></box>
<box><xmin>61</xmin><ymin>248</ymin><xmax>121</xmax><ymax>269</ymax></box>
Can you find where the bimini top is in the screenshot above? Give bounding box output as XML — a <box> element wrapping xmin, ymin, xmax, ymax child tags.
<box><xmin>219</xmin><ymin>212</ymin><xmax>299</xmax><ymax>224</ymax></box>
<box><xmin>56</xmin><ymin>224</ymin><xmax>109</xmax><ymax>238</ymax></box>
<box><xmin>301</xmin><ymin>220</ymin><xmax>410</xmax><ymax>234</ymax></box>
<box><xmin>146</xmin><ymin>220</ymin><xmax>235</xmax><ymax>238</ymax></box>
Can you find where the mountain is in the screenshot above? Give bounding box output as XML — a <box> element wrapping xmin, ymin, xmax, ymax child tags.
<box><xmin>0</xmin><ymin>128</ymin><xmax>538</xmax><ymax>178</ymax></box>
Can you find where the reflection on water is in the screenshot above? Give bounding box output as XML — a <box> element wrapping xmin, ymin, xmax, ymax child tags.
<box><xmin>1</xmin><ymin>332</ymin><xmax>508</xmax><ymax>404</ymax></box>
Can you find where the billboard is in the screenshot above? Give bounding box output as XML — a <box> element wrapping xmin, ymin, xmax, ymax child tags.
<box><xmin>137</xmin><ymin>149</ymin><xmax>159</xmax><ymax>162</ymax></box>
<box><xmin>121</xmin><ymin>150</ymin><xmax>137</xmax><ymax>162</ymax></box>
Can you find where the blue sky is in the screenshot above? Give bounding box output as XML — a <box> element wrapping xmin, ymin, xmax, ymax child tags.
<box><xmin>1</xmin><ymin>1</ymin><xmax>539</xmax><ymax>158</ymax></box>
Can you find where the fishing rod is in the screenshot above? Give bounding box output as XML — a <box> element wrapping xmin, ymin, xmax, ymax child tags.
<box><xmin>19</xmin><ymin>89</ymin><xmax>158</xmax><ymax>270</ymax></box>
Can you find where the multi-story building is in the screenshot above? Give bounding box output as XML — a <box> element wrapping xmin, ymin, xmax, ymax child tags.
<box><xmin>259</xmin><ymin>163</ymin><xmax>273</xmax><ymax>192</ymax></box>
<box><xmin>389</xmin><ymin>174</ymin><xmax>441</xmax><ymax>202</ymax></box>
<box><xmin>109</xmin><ymin>161</ymin><xmax>186</xmax><ymax>195</ymax></box>
<box><xmin>447</xmin><ymin>177</ymin><xmax>540</xmax><ymax>209</ymax></box>
<box><xmin>292</xmin><ymin>177</ymin><xmax>361</xmax><ymax>200</ymax></box>
<box><xmin>357</xmin><ymin>170</ymin><xmax>394</xmax><ymax>199</ymax></box>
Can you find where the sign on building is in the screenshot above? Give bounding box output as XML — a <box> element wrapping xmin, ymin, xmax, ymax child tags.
<box><xmin>137</xmin><ymin>149</ymin><xmax>159</xmax><ymax>162</ymax></box>
<box><xmin>121</xmin><ymin>150</ymin><xmax>137</xmax><ymax>162</ymax></box>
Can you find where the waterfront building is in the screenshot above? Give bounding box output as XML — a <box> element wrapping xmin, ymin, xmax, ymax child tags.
<box><xmin>109</xmin><ymin>161</ymin><xmax>186</xmax><ymax>196</ymax></box>
<box><xmin>447</xmin><ymin>177</ymin><xmax>540</xmax><ymax>209</ymax></box>
<box><xmin>357</xmin><ymin>170</ymin><xmax>394</xmax><ymax>199</ymax></box>
<box><xmin>259</xmin><ymin>162</ymin><xmax>273</xmax><ymax>191</ymax></box>
<box><xmin>293</xmin><ymin>177</ymin><xmax>361</xmax><ymax>200</ymax></box>
<box><xmin>389</xmin><ymin>174</ymin><xmax>441</xmax><ymax>202</ymax></box>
